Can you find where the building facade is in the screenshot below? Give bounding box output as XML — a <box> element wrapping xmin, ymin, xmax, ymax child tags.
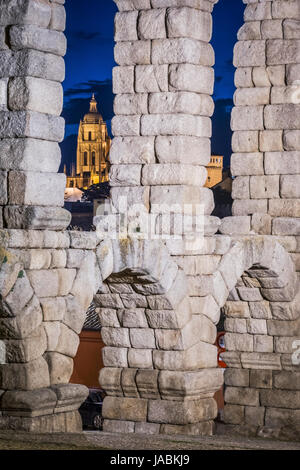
<box><xmin>205</xmin><ymin>155</ymin><xmax>223</xmax><ymax>188</ymax></box>
<box><xmin>66</xmin><ymin>95</ymin><xmax>111</xmax><ymax>190</ymax></box>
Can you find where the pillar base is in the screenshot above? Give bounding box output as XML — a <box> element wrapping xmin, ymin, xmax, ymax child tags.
<box><xmin>0</xmin><ymin>384</ymin><xmax>88</xmax><ymax>433</ymax></box>
<box><xmin>103</xmin><ymin>419</ymin><xmax>215</xmax><ymax>436</ymax></box>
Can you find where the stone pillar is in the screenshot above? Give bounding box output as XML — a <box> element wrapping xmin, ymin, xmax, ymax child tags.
<box><xmin>0</xmin><ymin>0</ymin><xmax>70</xmax><ymax>230</ymax></box>
<box><xmin>230</xmin><ymin>0</ymin><xmax>300</xmax><ymax>239</ymax></box>
<box><xmin>93</xmin><ymin>0</ymin><xmax>224</xmax><ymax>436</ymax></box>
<box><xmin>110</xmin><ymin>0</ymin><xmax>218</xmax><ymax>224</ymax></box>
<box><xmin>0</xmin><ymin>0</ymin><xmax>90</xmax><ymax>433</ymax></box>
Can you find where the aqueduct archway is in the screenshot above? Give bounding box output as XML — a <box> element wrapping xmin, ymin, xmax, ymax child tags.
<box><xmin>0</xmin><ymin>0</ymin><xmax>299</xmax><ymax>439</ymax></box>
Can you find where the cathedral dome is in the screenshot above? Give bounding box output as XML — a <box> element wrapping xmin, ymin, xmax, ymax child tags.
<box><xmin>83</xmin><ymin>94</ymin><xmax>103</xmax><ymax>124</ymax></box>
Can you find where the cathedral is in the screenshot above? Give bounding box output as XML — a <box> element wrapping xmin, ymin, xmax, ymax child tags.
<box><xmin>66</xmin><ymin>95</ymin><xmax>111</xmax><ymax>190</ymax></box>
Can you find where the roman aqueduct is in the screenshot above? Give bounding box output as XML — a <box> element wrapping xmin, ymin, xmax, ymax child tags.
<box><xmin>0</xmin><ymin>0</ymin><xmax>299</xmax><ymax>439</ymax></box>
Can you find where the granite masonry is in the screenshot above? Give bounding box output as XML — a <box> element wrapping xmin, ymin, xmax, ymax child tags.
<box><xmin>0</xmin><ymin>0</ymin><xmax>299</xmax><ymax>440</ymax></box>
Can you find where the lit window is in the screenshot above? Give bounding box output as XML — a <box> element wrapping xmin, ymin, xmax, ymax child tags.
<box><xmin>84</xmin><ymin>152</ymin><xmax>88</xmax><ymax>166</ymax></box>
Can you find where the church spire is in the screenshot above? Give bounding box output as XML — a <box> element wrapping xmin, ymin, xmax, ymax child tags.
<box><xmin>89</xmin><ymin>93</ymin><xmax>98</xmax><ymax>113</ymax></box>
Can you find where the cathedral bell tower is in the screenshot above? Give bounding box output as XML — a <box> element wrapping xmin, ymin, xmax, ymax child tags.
<box><xmin>73</xmin><ymin>94</ymin><xmax>111</xmax><ymax>189</ymax></box>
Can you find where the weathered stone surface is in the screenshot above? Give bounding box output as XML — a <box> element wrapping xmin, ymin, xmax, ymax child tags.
<box><xmin>233</xmin><ymin>41</ymin><xmax>266</xmax><ymax>67</ymax></box>
<box><xmin>148</xmin><ymin>398</ymin><xmax>217</xmax><ymax>425</ymax></box>
<box><xmin>0</xmin><ymin>50</ymin><xmax>65</xmax><ymax>82</ymax></box>
<box><xmin>9</xmin><ymin>25</ymin><xmax>66</xmax><ymax>57</ymax></box>
<box><xmin>152</xmin><ymin>38</ymin><xmax>214</xmax><ymax>66</ymax></box>
<box><xmin>102</xmin><ymin>396</ymin><xmax>148</xmax><ymax>422</ymax></box>
<box><xmin>8</xmin><ymin>171</ymin><xmax>65</xmax><ymax>206</ymax></box>
<box><xmin>0</xmin><ymin>356</ymin><xmax>50</xmax><ymax>390</ymax></box>
<box><xmin>149</xmin><ymin>91</ymin><xmax>213</xmax><ymax>116</ymax></box>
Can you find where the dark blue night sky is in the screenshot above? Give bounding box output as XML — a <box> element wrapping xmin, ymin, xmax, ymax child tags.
<box><xmin>60</xmin><ymin>0</ymin><xmax>245</xmax><ymax>172</ymax></box>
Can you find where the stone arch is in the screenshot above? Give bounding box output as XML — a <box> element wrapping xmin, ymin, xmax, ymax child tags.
<box><xmin>89</xmin><ymin>238</ymin><xmax>223</xmax><ymax>435</ymax></box>
<box><xmin>212</xmin><ymin>237</ymin><xmax>300</xmax><ymax>439</ymax></box>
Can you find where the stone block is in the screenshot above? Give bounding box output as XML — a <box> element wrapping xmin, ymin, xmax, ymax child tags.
<box><xmin>0</xmin><ymin>111</ymin><xmax>65</xmax><ymax>142</ymax></box>
<box><xmin>153</xmin><ymin>341</ymin><xmax>217</xmax><ymax>370</ymax></box>
<box><xmin>8</xmin><ymin>77</ymin><xmax>63</xmax><ymax>115</ymax></box>
<box><xmin>110</xmin><ymin>136</ymin><xmax>155</xmax><ymax>164</ymax></box>
<box><xmin>101</xmin><ymin>327</ymin><xmax>130</xmax><ymax>348</ymax></box>
<box><xmin>283</xmin><ymin>130</ymin><xmax>300</xmax><ymax>150</ymax></box>
<box><xmin>261</xmin><ymin>389</ymin><xmax>300</xmax><ymax>409</ymax></box>
<box><xmin>114</xmin><ymin>40</ymin><xmax>151</xmax><ymax>66</ymax></box>
<box><xmin>224</xmin><ymin>386</ymin><xmax>259</xmax><ymax>407</ymax></box>
<box><xmin>224</xmin><ymin>318</ymin><xmax>247</xmax><ymax>334</ymax></box>
<box><xmin>232</xmin><ymin>131</ymin><xmax>258</xmax><ymax>153</ymax></box>
<box><xmin>272</xmin><ymin>1</ymin><xmax>300</xmax><ymax>20</ymax></box>
<box><xmin>238</xmin><ymin>21</ymin><xmax>261</xmax><ymax>40</ymax></box>
<box><xmin>158</xmin><ymin>368</ymin><xmax>223</xmax><ymax>400</ymax></box>
<box><xmin>129</xmin><ymin>328</ymin><xmax>156</xmax><ymax>349</ymax></box>
<box><xmin>135</xmin><ymin>65</ymin><xmax>168</xmax><ymax>92</ymax></box>
<box><xmin>244</xmin><ymin>2</ymin><xmax>271</xmax><ymax>21</ymax></box>
<box><xmin>114</xmin><ymin>94</ymin><xmax>148</xmax><ymax>116</ymax></box>
<box><xmin>231</xmin><ymin>106</ymin><xmax>264</xmax><ymax>131</ymax></box>
<box><xmin>138</xmin><ymin>8</ymin><xmax>166</xmax><ymax>39</ymax></box>
<box><xmin>9</xmin><ymin>25</ymin><xmax>66</xmax><ymax>56</ymax></box>
<box><xmin>265</xmin><ymin>151</ymin><xmax>300</xmax><ymax>175</ymax></box>
<box><xmin>231</xmin><ymin>152</ymin><xmax>264</xmax><ymax>176</ymax></box>
<box><xmin>0</xmin><ymin>0</ymin><xmax>51</xmax><ymax>27</ymax></box>
<box><xmin>245</xmin><ymin>406</ymin><xmax>265</xmax><ymax>426</ymax></box>
<box><xmin>112</xmin><ymin>66</ymin><xmax>134</xmax><ymax>94</ymax></box>
<box><xmin>152</xmin><ymin>38</ymin><xmax>214</xmax><ymax>66</ymax></box>
<box><xmin>99</xmin><ymin>368</ymin><xmax>122</xmax><ymax>396</ymax></box>
<box><xmin>112</xmin><ymin>115</ymin><xmax>140</xmax><ymax>136</ymax></box>
<box><xmin>8</xmin><ymin>171</ymin><xmax>65</xmax><ymax>206</ymax></box>
<box><xmin>142</xmin><ymin>164</ymin><xmax>207</xmax><ymax>186</ymax></box>
<box><xmin>102</xmin><ymin>346</ymin><xmax>128</xmax><ymax>368</ymax></box>
<box><xmin>250</xmin><ymin>369</ymin><xmax>272</xmax><ymax>389</ymax></box>
<box><xmin>115</xmin><ymin>11</ymin><xmax>138</xmax><ymax>41</ymax></box>
<box><xmin>40</xmin><ymin>297</ymin><xmax>66</xmax><ymax>322</ymax></box>
<box><xmin>269</xmin><ymin>199</ymin><xmax>300</xmax><ymax>217</ymax></box>
<box><xmin>149</xmin><ymin>91</ymin><xmax>213</xmax><ymax>116</ymax></box>
<box><xmin>261</xmin><ymin>19</ymin><xmax>283</xmax><ymax>39</ymax></box>
<box><xmin>265</xmin><ymin>104</ymin><xmax>300</xmax><ymax>129</ymax></box>
<box><xmin>223</xmin><ymin>404</ymin><xmax>245</xmax><ymax>425</ymax></box>
<box><xmin>135</xmin><ymin>369</ymin><xmax>160</xmax><ymax>398</ymax></box>
<box><xmin>50</xmin><ymin>3</ymin><xmax>66</xmax><ymax>31</ymax></box>
<box><xmin>234</xmin><ymin>67</ymin><xmax>253</xmax><ymax>88</ymax></box>
<box><xmin>0</xmin><ymin>50</ymin><xmax>65</xmax><ymax>82</ymax></box>
<box><xmin>267</xmin><ymin>39</ymin><xmax>300</xmax><ymax>65</ymax></box>
<box><xmin>103</xmin><ymin>419</ymin><xmax>135</xmax><ymax>433</ymax></box>
<box><xmin>0</xmin><ymin>356</ymin><xmax>50</xmax><ymax>390</ymax></box>
<box><xmin>240</xmin><ymin>352</ymin><xmax>282</xmax><ymax>370</ymax></box>
<box><xmin>234</xmin><ymin>87</ymin><xmax>270</xmax><ymax>106</ymax></box>
<box><xmin>224</xmin><ymin>333</ymin><xmax>254</xmax><ymax>352</ymax></box>
<box><xmin>274</xmin><ymin>371</ymin><xmax>300</xmax><ymax>390</ymax></box>
<box><xmin>155</xmin><ymin>136</ymin><xmax>210</xmax><ymax>165</ymax></box>
<box><xmin>272</xmin><ymin>218</ymin><xmax>300</xmax><ymax>236</ymax></box>
<box><xmin>127</xmin><ymin>348</ymin><xmax>153</xmax><ymax>368</ymax></box>
<box><xmin>223</xmin><ymin>301</ymin><xmax>250</xmax><ymax>319</ymax></box>
<box><xmin>141</xmin><ymin>114</ymin><xmax>211</xmax><ymax>138</ymax></box>
<box><xmin>102</xmin><ymin>396</ymin><xmax>148</xmax><ymax>422</ymax></box>
<box><xmin>166</xmin><ymin>7</ymin><xmax>212</xmax><ymax>42</ymax></box>
<box><xmin>109</xmin><ymin>164</ymin><xmax>141</xmax><ymax>186</ymax></box>
<box><xmin>259</xmin><ymin>130</ymin><xmax>283</xmax><ymax>152</ymax></box>
<box><xmin>224</xmin><ymin>368</ymin><xmax>249</xmax><ymax>387</ymax></box>
<box><xmin>280</xmin><ymin>175</ymin><xmax>300</xmax><ymax>198</ymax></box>
<box><xmin>150</xmin><ymin>185</ymin><xmax>214</xmax><ymax>215</ymax></box>
<box><xmin>219</xmin><ymin>216</ymin><xmax>251</xmax><ymax>235</ymax></box>
<box><xmin>0</xmin><ymin>139</ymin><xmax>61</xmax><ymax>173</ymax></box>
<box><xmin>148</xmin><ymin>398</ymin><xmax>217</xmax><ymax>424</ymax></box>
<box><xmin>232</xmin><ymin>199</ymin><xmax>267</xmax><ymax>216</ymax></box>
<box><xmin>233</xmin><ymin>40</ymin><xmax>266</xmax><ymax>67</ymax></box>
